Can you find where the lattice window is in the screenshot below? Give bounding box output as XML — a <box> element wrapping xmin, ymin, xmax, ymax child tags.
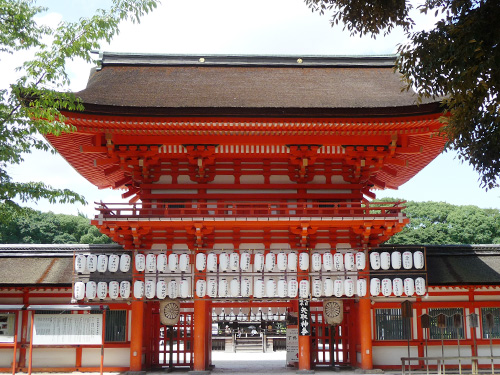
<box><xmin>428</xmin><ymin>308</ymin><xmax>464</xmax><ymax>340</ymax></box>
<box><xmin>90</xmin><ymin>310</ymin><xmax>127</xmax><ymax>342</ymax></box>
<box><xmin>481</xmin><ymin>307</ymin><xmax>500</xmax><ymax>339</ymax></box>
<box><xmin>375</xmin><ymin>309</ymin><xmax>411</xmax><ymax>340</ymax></box>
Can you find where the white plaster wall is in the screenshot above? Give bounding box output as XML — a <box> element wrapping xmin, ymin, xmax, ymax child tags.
<box><xmin>177</xmin><ymin>175</ymin><xmax>197</xmax><ymax>184</ymax></box>
<box><xmin>240</xmin><ymin>175</ymin><xmax>264</xmax><ymax>184</ymax></box>
<box><xmin>477</xmin><ymin>344</ymin><xmax>500</xmax><ymax>357</ymax></box>
<box><xmin>156</xmin><ymin>175</ymin><xmax>172</xmax><ymax>184</ymax></box>
<box><xmin>373</xmin><ymin>346</ymin><xmax>418</xmax><ymax>366</ymax></box>
<box><xmin>151</xmin><ymin>189</ymin><xmax>197</xmax><ymax>194</ymax></box>
<box><xmin>207</xmin><ymin>189</ymin><xmax>296</xmax><ymax>194</ymax></box>
<box><xmin>81</xmin><ymin>348</ymin><xmax>130</xmax><ymax>367</ymax></box>
<box><xmin>0</xmin><ymin>349</ymin><xmax>18</xmax><ymax>367</ymax></box>
<box><xmin>270</xmin><ymin>175</ymin><xmax>292</xmax><ymax>184</ymax></box>
<box><xmin>210</xmin><ymin>175</ymin><xmax>235</xmax><ymax>184</ymax></box>
<box><xmin>31</xmin><ymin>348</ymin><xmax>76</xmax><ymax>367</ymax></box>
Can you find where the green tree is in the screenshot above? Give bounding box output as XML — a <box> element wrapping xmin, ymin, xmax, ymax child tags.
<box><xmin>305</xmin><ymin>0</ymin><xmax>500</xmax><ymax>189</ymax></box>
<box><xmin>0</xmin><ymin>0</ymin><xmax>158</xmax><ymax>220</ymax></box>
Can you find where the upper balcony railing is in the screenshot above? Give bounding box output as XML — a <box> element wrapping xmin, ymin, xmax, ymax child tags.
<box><xmin>94</xmin><ymin>201</ymin><xmax>406</xmax><ymax>220</ymax></box>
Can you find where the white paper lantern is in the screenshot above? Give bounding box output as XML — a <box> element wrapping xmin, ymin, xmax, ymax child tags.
<box><xmin>393</xmin><ymin>278</ymin><xmax>403</xmax><ymax>297</ymax></box>
<box><xmin>219</xmin><ymin>252</ymin><xmax>229</xmax><ymax>272</ymax></box>
<box><xmin>207</xmin><ymin>278</ymin><xmax>217</xmax><ymax>297</ymax></box>
<box><xmin>241</xmin><ymin>278</ymin><xmax>251</xmax><ymax>297</ymax></box>
<box><xmin>108</xmin><ymin>254</ymin><xmax>120</xmax><ymax>273</ymax></box>
<box><xmin>265</xmin><ymin>253</ymin><xmax>276</xmax><ymax>271</ymax></box>
<box><xmin>145</xmin><ymin>279</ymin><xmax>156</xmax><ymax>299</ymax></box>
<box><xmin>134</xmin><ymin>280</ymin><xmax>144</xmax><ymax>298</ymax></box>
<box><xmin>229</xmin><ymin>252</ymin><xmax>239</xmax><ymax>271</ymax></box>
<box><xmin>355</xmin><ymin>252</ymin><xmax>366</xmax><ymax>270</ymax></box>
<box><xmin>334</xmin><ymin>253</ymin><xmax>343</xmax><ymax>271</ymax></box>
<box><xmin>288</xmin><ymin>252</ymin><xmax>298</xmax><ymax>271</ymax></box>
<box><xmin>380</xmin><ymin>252</ymin><xmax>391</xmax><ymax>270</ymax></box>
<box><xmin>370</xmin><ymin>252</ymin><xmax>381</xmax><ymax>270</ymax></box>
<box><xmin>414</xmin><ymin>251</ymin><xmax>425</xmax><ymax>269</ymax></box>
<box><xmin>207</xmin><ymin>253</ymin><xmax>217</xmax><ymax>272</ymax></box>
<box><xmin>277</xmin><ymin>252</ymin><xmax>287</xmax><ymax>271</ymax></box>
<box><xmin>415</xmin><ymin>277</ymin><xmax>426</xmax><ymax>296</ymax></box>
<box><xmin>218</xmin><ymin>278</ymin><xmax>228</xmax><ymax>297</ymax></box>
<box><xmin>179</xmin><ymin>253</ymin><xmax>190</xmax><ymax>272</ymax></box>
<box><xmin>97</xmin><ymin>281</ymin><xmax>107</xmax><ymax>299</ymax></box>
<box><xmin>253</xmin><ymin>278</ymin><xmax>265</xmax><ymax>298</ymax></box>
<box><xmin>86</xmin><ymin>281</ymin><xmax>97</xmax><ymax>300</ymax></box>
<box><xmin>240</xmin><ymin>252</ymin><xmax>251</xmax><ymax>271</ymax></box>
<box><xmin>299</xmin><ymin>279</ymin><xmax>310</xmax><ymax>298</ymax></box>
<box><xmin>146</xmin><ymin>254</ymin><xmax>156</xmax><ymax>272</ymax></box>
<box><xmin>75</xmin><ymin>255</ymin><xmax>86</xmax><ymax>273</ymax></box>
<box><xmin>288</xmin><ymin>279</ymin><xmax>299</xmax><ymax>298</ymax></box>
<box><xmin>277</xmin><ymin>278</ymin><xmax>288</xmax><ymax>298</ymax></box>
<box><xmin>381</xmin><ymin>278</ymin><xmax>392</xmax><ymax>297</ymax></box>
<box><xmin>391</xmin><ymin>251</ymin><xmax>402</xmax><ymax>270</ymax></box>
<box><xmin>180</xmin><ymin>279</ymin><xmax>190</xmax><ymax>298</ymax></box>
<box><xmin>196</xmin><ymin>253</ymin><xmax>206</xmax><ymax>271</ymax></box>
<box><xmin>323</xmin><ymin>252</ymin><xmax>333</xmax><ymax>271</ymax></box>
<box><xmin>87</xmin><ymin>254</ymin><xmax>97</xmax><ymax>272</ymax></box>
<box><xmin>135</xmin><ymin>254</ymin><xmax>145</xmax><ymax>272</ymax></box>
<box><xmin>157</xmin><ymin>253</ymin><xmax>168</xmax><ymax>273</ymax></box>
<box><xmin>312</xmin><ymin>253</ymin><xmax>322</xmax><ymax>271</ymax></box>
<box><xmin>97</xmin><ymin>254</ymin><xmax>108</xmax><ymax>273</ymax></box>
<box><xmin>323</xmin><ymin>277</ymin><xmax>334</xmax><ymax>297</ymax></box>
<box><xmin>334</xmin><ymin>279</ymin><xmax>344</xmax><ymax>297</ymax></box>
<box><xmin>120</xmin><ymin>254</ymin><xmax>131</xmax><ymax>272</ymax></box>
<box><xmin>345</xmin><ymin>278</ymin><xmax>355</xmax><ymax>297</ymax></box>
<box><xmin>370</xmin><ymin>278</ymin><xmax>381</xmax><ymax>296</ymax></box>
<box><xmin>266</xmin><ymin>279</ymin><xmax>276</xmax><ymax>297</ymax></box>
<box><xmin>345</xmin><ymin>252</ymin><xmax>355</xmax><ymax>271</ymax></box>
<box><xmin>403</xmin><ymin>251</ymin><xmax>413</xmax><ymax>269</ymax></box>
<box><xmin>254</xmin><ymin>253</ymin><xmax>265</xmax><ymax>272</ymax></box>
<box><xmin>120</xmin><ymin>281</ymin><xmax>131</xmax><ymax>299</ymax></box>
<box><xmin>156</xmin><ymin>279</ymin><xmax>167</xmax><ymax>299</ymax></box>
<box><xmin>230</xmin><ymin>278</ymin><xmax>240</xmax><ymax>297</ymax></box>
<box><xmin>404</xmin><ymin>278</ymin><xmax>415</xmax><ymax>296</ymax></box>
<box><xmin>357</xmin><ymin>278</ymin><xmax>367</xmax><ymax>297</ymax></box>
<box><xmin>168</xmin><ymin>279</ymin><xmax>178</xmax><ymax>299</ymax></box>
<box><xmin>108</xmin><ymin>281</ymin><xmax>119</xmax><ymax>299</ymax></box>
<box><xmin>168</xmin><ymin>253</ymin><xmax>179</xmax><ymax>271</ymax></box>
<box><xmin>299</xmin><ymin>252</ymin><xmax>309</xmax><ymax>271</ymax></box>
<box><xmin>196</xmin><ymin>279</ymin><xmax>206</xmax><ymax>297</ymax></box>
<box><xmin>74</xmin><ymin>281</ymin><xmax>85</xmax><ymax>300</ymax></box>
<box><xmin>312</xmin><ymin>278</ymin><xmax>322</xmax><ymax>297</ymax></box>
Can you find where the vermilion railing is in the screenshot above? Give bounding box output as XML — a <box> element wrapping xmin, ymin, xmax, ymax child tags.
<box><xmin>94</xmin><ymin>201</ymin><xmax>406</xmax><ymax>219</ymax></box>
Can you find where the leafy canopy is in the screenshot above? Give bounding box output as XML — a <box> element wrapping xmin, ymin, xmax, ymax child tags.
<box><xmin>305</xmin><ymin>0</ymin><xmax>500</xmax><ymax>189</ymax></box>
<box><xmin>0</xmin><ymin>0</ymin><xmax>158</xmax><ymax>219</ymax></box>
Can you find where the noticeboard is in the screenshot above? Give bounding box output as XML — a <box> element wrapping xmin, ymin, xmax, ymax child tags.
<box><xmin>286</xmin><ymin>326</ymin><xmax>299</xmax><ymax>364</ymax></box>
<box><xmin>33</xmin><ymin>314</ymin><xmax>102</xmax><ymax>345</ymax></box>
<box><xmin>0</xmin><ymin>314</ymin><xmax>15</xmax><ymax>343</ymax></box>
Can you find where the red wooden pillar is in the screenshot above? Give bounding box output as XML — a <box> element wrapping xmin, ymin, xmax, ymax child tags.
<box><xmin>359</xmin><ymin>297</ymin><xmax>373</xmax><ymax>370</ymax></box>
<box><xmin>130</xmin><ymin>301</ymin><xmax>144</xmax><ymax>371</ymax></box>
<box><xmin>193</xmin><ymin>298</ymin><xmax>211</xmax><ymax>371</ymax></box>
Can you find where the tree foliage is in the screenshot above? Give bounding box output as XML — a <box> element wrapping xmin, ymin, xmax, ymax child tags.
<box><xmin>305</xmin><ymin>0</ymin><xmax>500</xmax><ymax>189</ymax></box>
<box><xmin>0</xmin><ymin>0</ymin><xmax>158</xmax><ymax>218</ymax></box>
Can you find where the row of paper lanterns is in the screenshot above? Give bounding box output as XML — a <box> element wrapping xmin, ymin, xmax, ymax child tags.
<box><xmin>370</xmin><ymin>251</ymin><xmax>424</xmax><ymax>270</ymax></box>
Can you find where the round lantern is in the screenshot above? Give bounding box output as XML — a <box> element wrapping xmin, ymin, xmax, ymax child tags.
<box><xmin>120</xmin><ymin>254</ymin><xmax>131</xmax><ymax>272</ymax></box>
<box><xmin>108</xmin><ymin>254</ymin><xmax>120</xmax><ymax>273</ymax></box>
<box><xmin>311</xmin><ymin>253</ymin><xmax>322</xmax><ymax>271</ymax></box>
<box><xmin>146</xmin><ymin>254</ymin><xmax>156</xmax><ymax>272</ymax></box>
<box><xmin>74</xmin><ymin>281</ymin><xmax>85</xmax><ymax>300</ymax></box>
<box><xmin>277</xmin><ymin>278</ymin><xmax>288</xmax><ymax>298</ymax></box>
<box><xmin>168</xmin><ymin>253</ymin><xmax>179</xmax><ymax>272</ymax></box>
<box><xmin>344</xmin><ymin>252</ymin><xmax>355</xmax><ymax>271</ymax></box>
<box><xmin>287</xmin><ymin>252</ymin><xmax>298</xmax><ymax>271</ymax></box>
<box><xmin>219</xmin><ymin>252</ymin><xmax>229</xmax><ymax>272</ymax></box>
<box><xmin>196</xmin><ymin>279</ymin><xmax>206</xmax><ymax>298</ymax></box>
<box><xmin>86</xmin><ymin>281</ymin><xmax>97</xmax><ymax>300</ymax></box>
<box><xmin>134</xmin><ymin>280</ymin><xmax>144</xmax><ymax>298</ymax></box>
<box><xmin>87</xmin><ymin>254</ymin><xmax>97</xmax><ymax>272</ymax></box>
<box><xmin>404</xmin><ymin>278</ymin><xmax>415</xmax><ymax>296</ymax></box>
<box><xmin>381</xmin><ymin>278</ymin><xmax>392</xmax><ymax>297</ymax></box>
<box><xmin>74</xmin><ymin>255</ymin><xmax>86</xmax><ymax>273</ymax></box>
<box><xmin>414</xmin><ymin>251</ymin><xmax>425</xmax><ymax>269</ymax></box>
<box><xmin>333</xmin><ymin>253</ymin><xmax>343</xmax><ymax>271</ymax></box>
<box><xmin>119</xmin><ymin>281</ymin><xmax>130</xmax><ymax>299</ymax></box>
<box><xmin>299</xmin><ymin>252</ymin><xmax>309</xmax><ymax>271</ymax></box>
<box><xmin>266</xmin><ymin>279</ymin><xmax>276</xmax><ymax>297</ymax></box>
<box><xmin>324</xmin><ymin>277</ymin><xmax>334</xmax><ymax>297</ymax></box>
<box><xmin>207</xmin><ymin>278</ymin><xmax>217</xmax><ymax>298</ymax></box>
<box><xmin>168</xmin><ymin>280</ymin><xmax>178</xmax><ymax>299</ymax></box>
<box><xmin>380</xmin><ymin>252</ymin><xmax>391</xmax><ymax>270</ymax></box>
<box><xmin>254</xmin><ymin>278</ymin><xmax>265</xmax><ymax>298</ymax></box>
<box><xmin>108</xmin><ymin>281</ymin><xmax>119</xmax><ymax>299</ymax></box>
<box><xmin>97</xmin><ymin>254</ymin><xmax>108</xmax><ymax>273</ymax></box>
<box><xmin>265</xmin><ymin>253</ymin><xmax>276</xmax><ymax>271</ymax></box>
<box><xmin>277</xmin><ymin>252</ymin><xmax>287</xmax><ymax>271</ymax></box>
<box><xmin>135</xmin><ymin>254</ymin><xmax>145</xmax><ymax>272</ymax></box>
<box><xmin>229</xmin><ymin>252</ymin><xmax>239</xmax><ymax>271</ymax></box>
<box><xmin>180</xmin><ymin>279</ymin><xmax>190</xmax><ymax>298</ymax></box>
<box><xmin>393</xmin><ymin>278</ymin><xmax>403</xmax><ymax>297</ymax></box>
<box><xmin>240</xmin><ymin>252</ymin><xmax>251</xmax><ymax>271</ymax></box>
<box><xmin>288</xmin><ymin>279</ymin><xmax>298</xmax><ymax>298</ymax></box>
<box><xmin>356</xmin><ymin>252</ymin><xmax>366</xmax><ymax>270</ymax></box>
<box><xmin>196</xmin><ymin>253</ymin><xmax>206</xmax><ymax>271</ymax></box>
<box><xmin>179</xmin><ymin>253</ymin><xmax>190</xmax><ymax>272</ymax></box>
<box><xmin>369</xmin><ymin>252</ymin><xmax>380</xmax><ymax>270</ymax></box>
<box><xmin>357</xmin><ymin>278</ymin><xmax>367</xmax><ymax>297</ymax></box>
<box><xmin>241</xmin><ymin>278</ymin><xmax>251</xmax><ymax>297</ymax></box>
<box><xmin>230</xmin><ymin>278</ymin><xmax>240</xmax><ymax>297</ymax></box>
<box><xmin>156</xmin><ymin>279</ymin><xmax>167</xmax><ymax>299</ymax></box>
<box><xmin>156</xmin><ymin>253</ymin><xmax>168</xmax><ymax>273</ymax></box>
<box><xmin>370</xmin><ymin>278</ymin><xmax>381</xmax><ymax>296</ymax></box>
<box><xmin>334</xmin><ymin>279</ymin><xmax>344</xmax><ymax>297</ymax></box>
<box><xmin>207</xmin><ymin>253</ymin><xmax>217</xmax><ymax>272</ymax></box>
<box><xmin>345</xmin><ymin>278</ymin><xmax>355</xmax><ymax>297</ymax></box>
<box><xmin>254</xmin><ymin>253</ymin><xmax>265</xmax><ymax>272</ymax></box>
<box><xmin>218</xmin><ymin>278</ymin><xmax>228</xmax><ymax>298</ymax></box>
<box><xmin>312</xmin><ymin>278</ymin><xmax>322</xmax><ymax>297</ymax></box>
<box><xmin>97</xmin><ymin>282</ymin><xmax>107</xmax><ymax>299</ymax></box>
<box><xmin>391</xmin><ymin>251</ymin><xmax>402</xmax><ymax>270</ymax></box>
<box><xmin>323</xmin><ymin>252</ymin><xmax>333</xmax><ymax>271</ymax></box>
<box><xmin>145</xmin><ymin>279</ymin><xmax>156</xmax><ymax>299</ymax></box>
<box><xmin>402</xmin><ymin>251</ymin><xmax>413</xmax><ymax>269</ymax></box>
<box><xmin>299</xmin><ymin>279</ymin><xmax>310</xmax><ymax>298</ymax></box>
<box><xmin>415</xmin><ymin>277</ymin><xmax>426</xmax><ymax>296</ymax></box>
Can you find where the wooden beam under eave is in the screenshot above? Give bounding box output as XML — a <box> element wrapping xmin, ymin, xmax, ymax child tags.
<box><xmin>80</xmin><ymin>145</ymin><xmax>108</xmax><ymax>153</ymax></box>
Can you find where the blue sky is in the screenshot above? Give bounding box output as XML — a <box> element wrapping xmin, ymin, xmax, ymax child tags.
<box><xmin>4</xmin><ymin>0</ymin><xmax>500</xmax><ymax>216</ymax></box>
